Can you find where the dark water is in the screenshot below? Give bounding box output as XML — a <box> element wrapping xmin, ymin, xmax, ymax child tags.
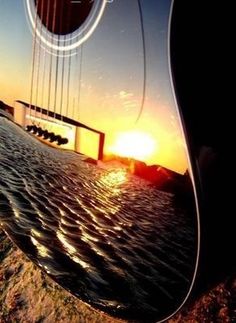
<box><xmin>0</xmin><ymin>117</ymin><xmax>197</xmax><ymax>321</ymax></box>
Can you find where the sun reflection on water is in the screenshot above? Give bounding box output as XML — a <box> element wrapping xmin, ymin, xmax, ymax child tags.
<box><xmin>56</xmin><ymin>230</ymin><xmax>90</xmax><ymax>269</ymax></box>
<box><xmin>95</xmin><ymin>168</ymin><xmax>128</xmax><ymax>216</ymax></box>
<box><xmin>30</xmin><ymin>234</ymin><xmax>51</xmax><ymax>259</ymax></box>
<box><xmin>99</xmin><ymin>168</ymin><xmax>127</xmax><ymax>190</ymax></box>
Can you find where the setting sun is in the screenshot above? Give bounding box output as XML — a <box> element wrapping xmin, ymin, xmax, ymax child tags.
<box><xmin>110</xmin><ymin>131</ymin><xmax>156</xmax><ymax>161</ymax></box>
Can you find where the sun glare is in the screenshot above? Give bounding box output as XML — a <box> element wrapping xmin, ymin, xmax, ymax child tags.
<box><xmin>110</xmin><ymin>131</ymin><xmax>156</xmax><ymax>161</ymax></box>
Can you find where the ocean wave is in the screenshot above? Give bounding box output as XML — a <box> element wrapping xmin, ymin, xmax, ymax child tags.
<box><xmin>0</xmin><ymin>117</ymin><xmax>197</xmax><ymax>321</ymax></box>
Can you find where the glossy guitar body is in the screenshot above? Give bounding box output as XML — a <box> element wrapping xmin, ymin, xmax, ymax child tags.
<box><xmin>0</xmin><ymin>1</ymin><xmax>201</xmax><ymax>322</ymax></box>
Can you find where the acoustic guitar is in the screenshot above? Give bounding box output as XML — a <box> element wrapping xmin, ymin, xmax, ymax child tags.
<box><xmin>0</xmin><ymin>1</ymin><xmax>201</xmax><ymax>322</ymax></box>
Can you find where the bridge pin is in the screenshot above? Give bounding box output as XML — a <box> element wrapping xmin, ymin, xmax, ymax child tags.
<box><xmin>32</xmin><ymin>125</ymin><xmax>38</xmax><ymax>134</ymax></box>
<box><xmin>26</xmin><ymin>125</ymin><xmax>33</xmax><ymax>132</ymax></box>
<box><xmin>48</xmin><ymin>133</ymin><xmax>56</xmax><ymax>142</ymax></box>
<box><xmin>37</xmin><ymin>127</ymin><xmax>44</xmax><ymax>137</ymax></box>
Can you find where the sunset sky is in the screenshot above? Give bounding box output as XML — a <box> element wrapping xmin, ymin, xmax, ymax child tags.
<box><xmin>0</xmin><ymin>0</ymin><xmax>189</xmax><ymax>174</ymax></box>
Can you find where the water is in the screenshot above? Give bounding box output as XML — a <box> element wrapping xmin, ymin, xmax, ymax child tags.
<box><xmin>0</xmin><ymin>117</ymin><xmax>197</xmax><ymax>321</ymax></box>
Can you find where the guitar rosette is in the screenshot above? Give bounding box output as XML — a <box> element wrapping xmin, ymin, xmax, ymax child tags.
<box><xmin>25</xmin><ymin>0</ymin><xmax>107</xmax><ymax>56</ymax></box>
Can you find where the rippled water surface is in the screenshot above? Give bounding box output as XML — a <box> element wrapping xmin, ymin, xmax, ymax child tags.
<box><xmin>0</xmin><ymin>117</ymin><xmax>197</xmax><ymax>321</ymax></box>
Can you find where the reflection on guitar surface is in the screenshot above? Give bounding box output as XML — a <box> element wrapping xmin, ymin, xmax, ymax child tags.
<box><xmin>0</xmin><ymin>0</ymin><xmax>199</xmax><ymax>322</ymax></box>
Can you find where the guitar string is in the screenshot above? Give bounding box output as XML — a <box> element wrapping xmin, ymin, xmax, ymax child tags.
<box><xmin>73</xmin><ymin>1</ymin><xmax>84</xmax><ymax>120</ymax></box>
<box><xmin>134</xmin><ymin>0</ymin><xmax>147</xmax><ymax>124</ymax></box>
<box><xmin>40</xmin><ymin>0</ymin><xmax>50</xmax><ymax>124</ymax></box>
<box><xmin>29</xmin><ymin>0</ymin><xmax>40</xmax><ymax>123</ymax></box>
<box><xmin>59</xmin><ymin>4</ymin><xmax>66</xmax><ymax>122</ymax></box>
<box><xmin>72</xmin><ymin>27</ymin><xmax>83</xmax><ymax>153</ymax></box>
<box><xmin>46</xmin><ymin>0</ymin><xmax>57</xmax><ymax>125</ymax></box>
<box><xmin>65</xmin><ymin>51</ymin><xmax>72</xmax><ymax>121</ymax></box>
<box><xmin>34</xmin><ymin>0</ymin><xmax>44</xmax><ymax>124</ymax></box>
<box><xmin>77</xmin><ymin>34</ymin><xmax>84</xmax><ymax>122</ymax></box>
<box><xmin>66</xmin><ymin>5</ymin><xmax>72</xmax><ymax>120</ymax></box>
<box><xmin>73</xmin><ymin>2</ymin><xmax>81</xmax><ymax>122</ymax></box>
<box><xmin>52</xmin><ymin>4</ymin><xmax>60</xmax><ymax>122</ymax></box>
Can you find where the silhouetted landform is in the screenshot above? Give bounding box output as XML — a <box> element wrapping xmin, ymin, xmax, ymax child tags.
<box><xmin>84</xmin><ymin>157</ymin><xmax>98</xmax><ymax>165</ymax></box>
<box><xmin>104</xmin><ymin>154</ymin><xmax>193</xmax><ymax>196</ymax></box>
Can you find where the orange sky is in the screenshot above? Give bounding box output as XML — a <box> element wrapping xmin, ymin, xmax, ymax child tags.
<box><xmin>0</xmin><ymin>0</ymin><xmax>189</xmax><ymax>174</ymax></box>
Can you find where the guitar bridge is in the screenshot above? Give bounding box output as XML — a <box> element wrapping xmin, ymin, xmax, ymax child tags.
<box><xmin>13</xmin><ymin>100</ymin><xmax>105</xmax><ymax>160</ymax></box>
<box><xmin>25</xmin><ymin>120</ymin><xmax>70</xmax><ymax>146</ymax></box>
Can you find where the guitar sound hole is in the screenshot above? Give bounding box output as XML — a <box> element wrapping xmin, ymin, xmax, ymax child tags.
<box><xmin>35</xmin><ymin>0</ymin><xmax>94</xmax><ymax>35</ymax></box>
